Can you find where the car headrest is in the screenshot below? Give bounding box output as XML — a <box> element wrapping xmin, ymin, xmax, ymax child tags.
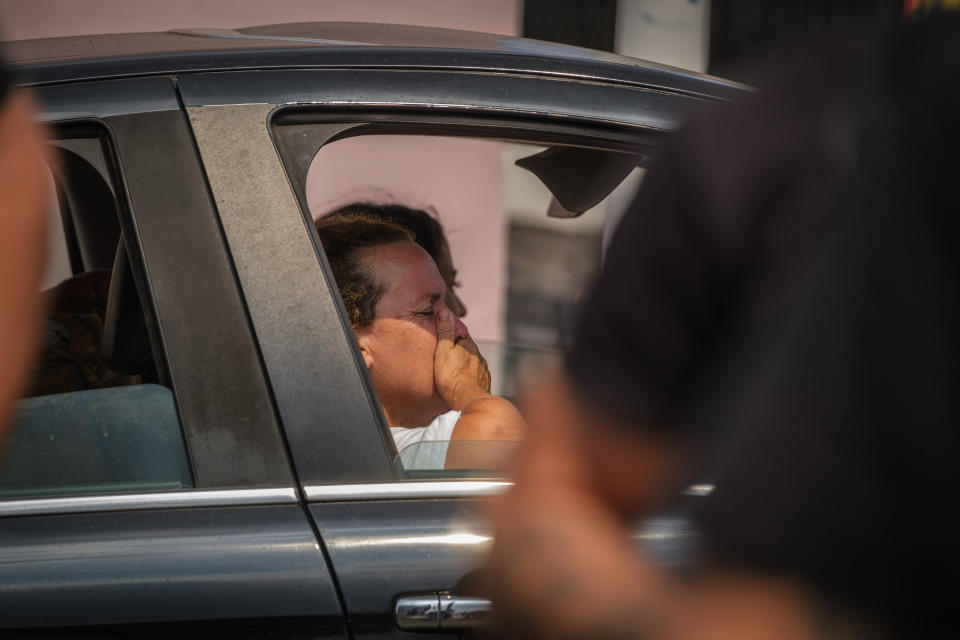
<box><xmin>101</xmin><ymin>240</ymin><xmax>154</xmax><ymax>376</ymax></box>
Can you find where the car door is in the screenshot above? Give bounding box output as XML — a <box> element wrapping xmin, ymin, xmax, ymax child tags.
<box><xmin>0</xmin><ymin>77</ymin><xmax>346</xmax><ymax>638</ymax></box>
<box><xmin>178</xmin><ymin>64</ymin><xmax>718</xmax><ymax>639</ymax></box>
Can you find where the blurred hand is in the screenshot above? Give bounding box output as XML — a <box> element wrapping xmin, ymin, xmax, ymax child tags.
<box><xmin>434</xmin><ymin>308</ymin><xmax>491</xmax><ymax>411</ymax></box>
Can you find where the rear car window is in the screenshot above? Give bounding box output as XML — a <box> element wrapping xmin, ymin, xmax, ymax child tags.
<box><xmin>1</xmin><ymin>128</ymin><xmax>194</xmax><ymax>501</ymax></box>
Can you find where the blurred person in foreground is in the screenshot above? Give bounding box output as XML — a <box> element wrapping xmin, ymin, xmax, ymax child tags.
<box><xmin>328</xmin><ymin>202</ymin><xmax>468</xmax><ymax>318</ymax></box>
<box><xmin>315</xmin><ymin>214</ymin><xmax>523</xmax><ymax>470</ymax></box>
<box><xmin>490</xmin><ymin>12</ymin><xmax>959</xmax><ymax>639</ymax></box>
<box><xmin>0</xmin><ymin>61</ymin><xmax>50</xmax><ymax>442</ymax></box>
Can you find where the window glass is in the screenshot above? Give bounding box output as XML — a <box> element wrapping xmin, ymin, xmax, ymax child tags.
<box><xmin>0</xmin><ymin>133</ymin><xmax>194</xmax><ymax>501</ymax></box>
<box><xmin>285</xmin><ymin>125</ymin><xmax>642</xmax><ymax>476</ymax></box>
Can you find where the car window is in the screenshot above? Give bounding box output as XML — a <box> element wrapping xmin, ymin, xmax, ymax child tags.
<box><xmin>274</xmin><ymin>120</ymin><xmax>643</xmax><ymax>478</ymax></box>
<box><xmin>0</xmin><ymin>130</ymin><xmax>194</xmax><ymax>501</ymax></box>
<box><xmin>307</xmin><ymin>136</ymin><xmax>641</xmax><ymax>350</ymax></box>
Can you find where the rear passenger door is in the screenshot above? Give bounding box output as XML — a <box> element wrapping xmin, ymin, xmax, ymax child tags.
<box><xmin>0</xmin><ymin>77</ymin><xmax>346</xmax><ymax>637</ymax></box>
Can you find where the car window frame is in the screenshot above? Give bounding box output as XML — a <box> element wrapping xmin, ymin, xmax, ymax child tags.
<box><xmin>177</xmin><ymin>67</ymin><xmax>702</xmax><ymax>491</ymax></box>
<box><xmin>281</xmin><ymin>117</ymin><xmax>651</xmax><ymax>483</ymax></box>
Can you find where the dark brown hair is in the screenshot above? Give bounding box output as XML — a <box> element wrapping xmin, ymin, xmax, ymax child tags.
<box><xmin>329</xmin><ymin>203</ymin><xmax>445</xmax><ymax>264</ymax></box>
<box><xmin>314</xmin><ymin>214</ymin><xmax>413</xmax><ymax>329</ymax></box>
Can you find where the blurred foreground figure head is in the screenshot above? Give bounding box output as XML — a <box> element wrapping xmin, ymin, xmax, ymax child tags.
<box><xmin>0</xmin><ymin>62</ymin><xmax>49</xmax><ymax>443</ymax></box>
<box><xmin>491</xmin><ymin>12</ymin><xmax>960</xmax><ymax>640</ymax></box>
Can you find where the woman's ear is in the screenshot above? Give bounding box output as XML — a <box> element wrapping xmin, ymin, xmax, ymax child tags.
<box><xmin>355</xmin><ymin>329</ymin><xmax>374</xmax><ymax>370</ymax></box>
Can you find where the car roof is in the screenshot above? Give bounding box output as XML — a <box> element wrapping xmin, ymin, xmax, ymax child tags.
<box><xmin>3</xmin><ymin>22</ymin><xmax>745</xmax><ymax>99</ymax></box>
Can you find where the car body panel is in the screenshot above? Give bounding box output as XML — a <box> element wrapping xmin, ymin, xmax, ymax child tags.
<box><xmin>310</xmin><ymin>498</ymin><xmax>491</xmax><ymax>640</ymax></box>
<box><xmin>0</xmin><ymin>502</ymin><xmax>345</xmax><ymax>635</ymax></box>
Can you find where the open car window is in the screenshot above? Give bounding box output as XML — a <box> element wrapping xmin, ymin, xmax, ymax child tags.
<box><xmin>273</xmin><ymin>117</ymin><xmax>644</xmax><ymax>478</ymax></box>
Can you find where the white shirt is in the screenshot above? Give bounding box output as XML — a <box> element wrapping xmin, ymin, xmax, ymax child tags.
<box><xmin>390</xmin><ymin>410</ymin><xmax>461</xmax><ymax>470</ymax></box>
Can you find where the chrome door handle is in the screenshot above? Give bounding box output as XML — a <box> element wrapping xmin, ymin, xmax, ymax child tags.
<box><xmin>396</xmin><ymin>593</ymin><xmax>494</xmax><ymax>631</ymax></box>
<box><xmin>439</xmin><ymin>594</ymin><xmax>493</xmax><ymax>629</ymax></box>
<box><xmin>396</xmin><ymin>595</ymin><xmax>440</xmax><ymax>631</ymax></box>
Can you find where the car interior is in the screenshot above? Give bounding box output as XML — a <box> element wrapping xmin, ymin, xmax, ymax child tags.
<box><xmin>0</xmin><ymin>137</ymin><xmax>193</xmax><ymax>500</ymax></box>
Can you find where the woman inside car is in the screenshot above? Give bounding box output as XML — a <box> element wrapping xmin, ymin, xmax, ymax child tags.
<box><xmin>314</xmin><ymin>211</ymin><xmax>524</xmax><ymax>471</ymax></box>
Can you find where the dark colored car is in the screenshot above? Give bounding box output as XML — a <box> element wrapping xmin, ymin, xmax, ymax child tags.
<box><xmin>0</xmin><ymin>24</ymin><xmax>743</xmax><ymax>638</ymax></box>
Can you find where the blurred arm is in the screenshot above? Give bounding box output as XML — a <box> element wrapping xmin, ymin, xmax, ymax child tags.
<box><xmin>487</xmin><ymin>372</ymin><xmax>848</xmax><ymax>640</ymax></box>
<box><xmin>0</xmin><ymin>91</ymin><xmax>49</xmax><ymax>440</ymax></box>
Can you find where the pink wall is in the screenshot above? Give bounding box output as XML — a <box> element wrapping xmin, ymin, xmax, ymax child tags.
<box><xmin>309</xmin><ymin>135</ymin><xmax>507</xmax><ymax>342</ymax></box>
<box><xmin>0</xmin><ymin>0</ymin><xmax>518</xmax><ymax>341</ymax></box>
<box><xmin>0</xmin><ymin>0</ymin><xmax>518</xmax><ymax>40</ymax></box>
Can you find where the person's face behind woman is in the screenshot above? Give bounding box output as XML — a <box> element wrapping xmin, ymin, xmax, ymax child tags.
<box><xmin>434</xmin><ymin>235</ymin><xmax>467</xmax><ymax>318</ymax></box>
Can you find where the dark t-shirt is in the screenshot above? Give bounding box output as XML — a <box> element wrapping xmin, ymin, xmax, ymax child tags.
<box><xmin>566</xmin><ymin>14</ymin><xmax>960</xmax><ymax>636</ymax></box>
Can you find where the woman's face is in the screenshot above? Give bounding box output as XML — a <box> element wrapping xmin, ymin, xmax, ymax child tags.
<box><xmin>354</xmin><ymin>240</ymin><xmax>467</xmax><ymax>428</ymax></box>
<box><xmin>434</xmin><ymin>236</ymin><xmax>467</xmax><ymax>318</ymax></box>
